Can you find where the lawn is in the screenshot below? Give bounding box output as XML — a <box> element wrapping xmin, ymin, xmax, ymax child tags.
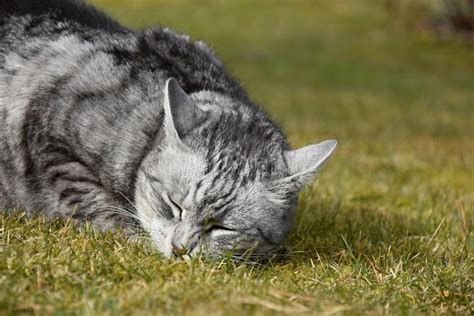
<box><xmin>1</xmin><ymin>0</ymin><xmax>473</xmax><ymax>314</ymax></box>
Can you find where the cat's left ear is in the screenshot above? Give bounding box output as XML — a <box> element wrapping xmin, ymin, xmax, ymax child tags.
<box><xmin>279</xmin><ymin>140</ymin><xmax>337</xmax><ymax>191</ymax></box>
<box><xmin>163</xmin><ymin>78</ymin><xmax>208</xmax><ymax>142</ymax></box>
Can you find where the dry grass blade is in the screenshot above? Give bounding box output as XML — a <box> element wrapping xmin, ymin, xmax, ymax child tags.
<box><xmin>455</xmin><ymin>200</ymin><xmax>468</xmax><ymax>240</ymax></box>
<box><xmin>268</xmin><ymin>288</ymin><xmax>316</xmax><ymax>303</ymax></box>
<box><xmin>235</xmin><ymin>295</ymin><xmax>310</xmax><ymax>313</ymax></box>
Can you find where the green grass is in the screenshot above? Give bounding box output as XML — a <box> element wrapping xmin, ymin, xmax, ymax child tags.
<box><xmin>1</xmin><ymin>1</ymin><xmax>473</xmax><ymax>314</ymax></box>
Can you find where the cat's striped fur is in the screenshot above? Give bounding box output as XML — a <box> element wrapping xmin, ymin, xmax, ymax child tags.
<box><xmin>0</xmin><ymin>0</ymin><xmax>336</xmax><ymax>258</ymax></box>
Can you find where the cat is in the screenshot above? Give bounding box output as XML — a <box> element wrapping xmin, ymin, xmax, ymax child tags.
<box><xmin>0</xmin><ymin>0</ymin><xmax>337</xmax><ymax>259</ymax></box>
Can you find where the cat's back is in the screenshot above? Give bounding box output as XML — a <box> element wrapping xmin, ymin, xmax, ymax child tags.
<box><xmin>0</xmin><ymin>0</ymin><xmax>128</xmax><ymax>84</ymax></box>
<box><xmin>1</xmin><ymin>0</ymin><xmax>247</xmax><ymax>99</ymax></box>
<box><xmin>0</xmin><ymin>0</ymin><xmax>127</xmax><ymax>65</ymax></box>
<box><xmin>0</xmin><ymin>0</ymin><xmax>124</xmax><ymax>32</ymax></box>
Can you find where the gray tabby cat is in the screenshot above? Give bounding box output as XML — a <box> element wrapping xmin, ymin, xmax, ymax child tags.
<box><xmin>0</xmin><ymin>0</ymin><xmax>337</xmax><ymax>259</ymax></box>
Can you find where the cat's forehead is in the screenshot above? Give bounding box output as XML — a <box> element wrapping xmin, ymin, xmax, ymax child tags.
<box><xmin>199</xmin><ymin>142</ymin><xmax>288</xmax><ymax>186</ymax></box>
<box><xmin>189</xmin><ymin>91</ymin><xmax>289</xmax><ymax>157</ymax></box>
<box><xmin>198</xmin><ymin>119</ymin><xmax>288</xmax><ymax>172</ymax></box>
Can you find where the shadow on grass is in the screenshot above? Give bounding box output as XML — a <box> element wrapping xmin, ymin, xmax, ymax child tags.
<box><xmin>286</xmin><ymin>194</ymin><xmax>435</xmax><ymax>262</ymax></box>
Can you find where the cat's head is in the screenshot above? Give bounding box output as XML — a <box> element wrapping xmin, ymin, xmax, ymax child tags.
<box><xmin>135</xmin><ymin>79</ymin><xmax>337</xmax><ymax>259</ymax></box>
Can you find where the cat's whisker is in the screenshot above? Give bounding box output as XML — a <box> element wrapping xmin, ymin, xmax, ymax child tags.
<box><xmin>94</xmin><ymin>206</ymin><xmax>142</xmax><ymax>223</ymax></box>
<box><xmin>97</xmin><ymin>207</ymin><xmax>138</xmax><ymax>220</ymax></box>
<box><xmin>116</xmin><ymin>191</ymin><xmax>139</xmax><ymax>213</ymax></box>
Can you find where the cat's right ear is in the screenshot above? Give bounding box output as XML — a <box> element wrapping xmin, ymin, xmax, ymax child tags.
<box><xmin>163</xmin><ymin>78</ymin><xmax>208</xmax><ymax>143</ymax></box>
<box><xmin>273</xmin><ymin>140</ymin><xmax>337</xmax><ymax>192</ymax></box>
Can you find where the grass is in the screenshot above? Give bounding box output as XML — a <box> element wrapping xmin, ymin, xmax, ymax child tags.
<box><xmin>1</xmin><ymin>0</ymin><xmax>473</xmax><ymax>314</ymax></box>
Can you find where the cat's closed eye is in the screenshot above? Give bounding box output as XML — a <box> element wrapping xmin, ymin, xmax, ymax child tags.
<box><xmin>167</xmin><ymin>196</ymin><xmax>184</xmax><ymax>221</ymax></box>
<box><xmin>205</xmin><ymin>223</ymin><xmax>234</xmax><ymax>234</ymax></box>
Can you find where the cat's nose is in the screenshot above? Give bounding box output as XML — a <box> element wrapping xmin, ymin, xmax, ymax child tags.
<box><xmin>171</xmin><ymin>238</ymin><xmax>198</xmax><ymax>258</ymax></box>
<box><xmin>171</xmin><ymin>242</ymin><xmax>188</xmax><ymax>257</ymax></box>
<box><xmin>171</xmin><ymin>223</ymin><xmax>201</xmax><ymax>256</ymax></box>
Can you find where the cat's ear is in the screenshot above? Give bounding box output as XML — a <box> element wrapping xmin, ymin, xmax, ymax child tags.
<box><xmin>163</xmin><ymin>78</ymin><xmax>207</xmax><ymax>141</ymax></box>
<box><xmin>279</xmin><ymin>140</ymin><xmax>337</xmax><ymax>191</ymax></box>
